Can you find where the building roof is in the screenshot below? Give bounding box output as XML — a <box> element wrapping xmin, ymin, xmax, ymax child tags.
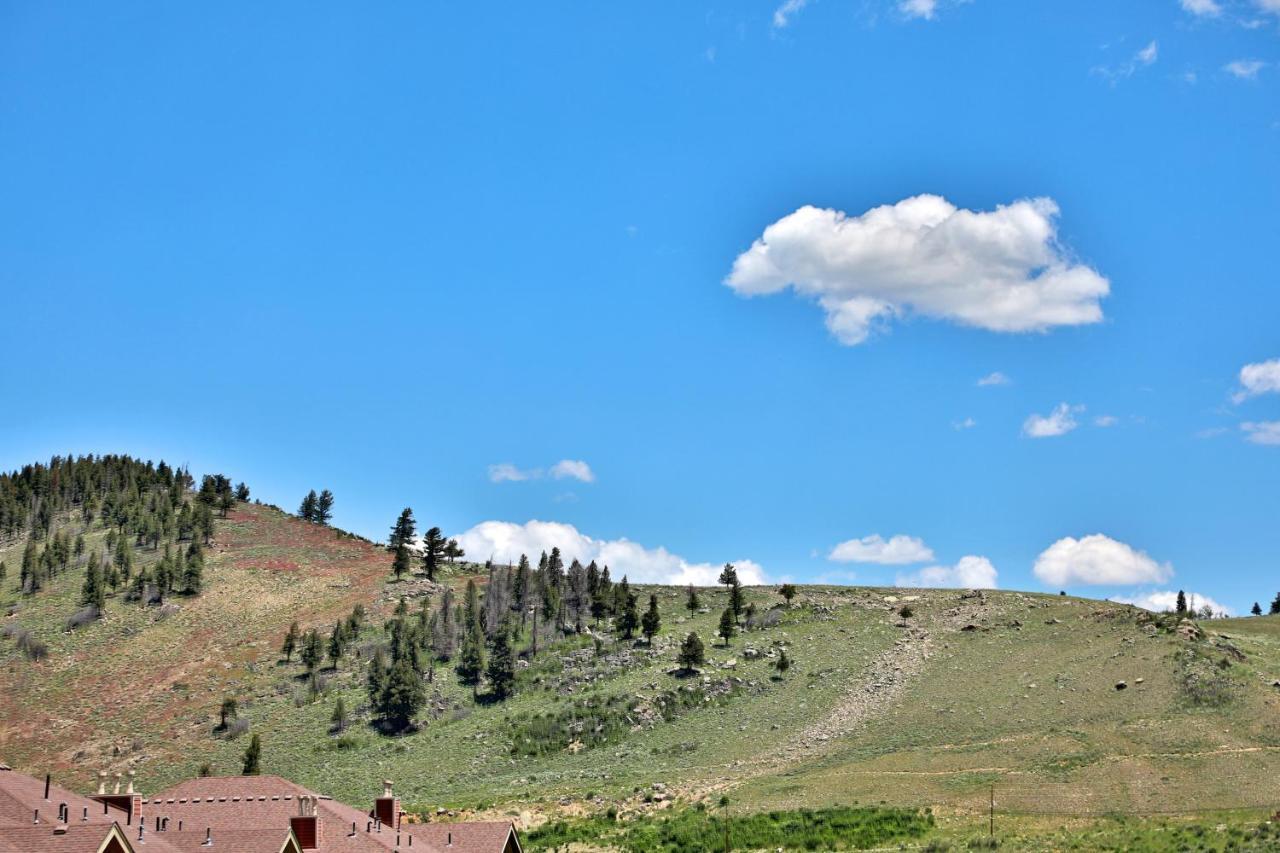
<box><xmin>0</xmin><ymin>822</ymin><xmax>146</xmax><ymax>853</ymax></box>
<box><xmin>142</xmin><ymin>776</ymin><xmax>518</xmax><ymax>853</ymax></box>
<box><xmin>0</xmin><ymin>764</ymin><xmax>127</xmax><ymax>828</ymax></box>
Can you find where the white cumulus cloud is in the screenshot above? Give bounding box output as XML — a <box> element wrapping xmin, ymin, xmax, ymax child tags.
<box><xmin>1233</xmin><ymin>358</ymin><xmax>1280</xmax><ymax>402</ymax></box>
<box><xmin>1242</xmin><ymin>421</ymin><xmax>1280</xmax><ymax>445</ymax></box>
<box><xmin>828</xmin><ymin>533</ymin><xmax>935</xmax><ymax>565</ymax></box>
<box><xmin>451</xmin><ymin>519</ymin><xmax>767</xmax><ymax>586</ymax></box>
<box><xmin>725</xmin><ymin>195</ymin><xmax>1109</xmax><ymax>346</ymax></box>
<box><xmin>977</xmin><ymin>371</ymin><xmax>1011</xmax><ymax>387</ymax></box>
<box><xmin>1033</xmin><ymin>534</ymin><xmax>1173</xmax><ymax>587</ymax></box>
<box><xmin>896</xmin><ymin>555</ymin><xmax>998</xmax><ymax>589</ymax></box>
<box><xmin>550</xmin><ymin>459</ymin><xmax>595</xmax><ymax>483</ymax></box>
<box><xmin>899</xmin><ymin>0</ymin><xmax>938</xmax><ymax>19</ymax></box>
<box><xmin>1022</xmin><ymin>403</ymin><xmax>1083</xmax><ymax>438</ymax></box>
<box><xmin>1114</xmin><ymin>590</ymin><xmax>1232</xmax><ymax>616</ymax></box>
<box><xmin>1224</xmin><ymin>59</ymin><xmax>1265</xmax><ymax>79</ymax></box>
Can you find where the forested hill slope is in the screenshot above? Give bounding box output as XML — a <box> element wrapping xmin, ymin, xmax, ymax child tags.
<box><xmin>3</xmin><ymin>454</ymin><xmax>1280</xmax><ymax>841</ymax></box>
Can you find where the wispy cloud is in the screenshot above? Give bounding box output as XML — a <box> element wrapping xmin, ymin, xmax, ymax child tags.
<box><xmin>1180</xmin><ymin>0</ymin><xmax>1222</xmax><ymax>16</ymax></box>
<box><xmin>1242</xmin><ymin>421</ymin><xmax>1280</xmax><ymax>445</ymax></box>
<box><xmin>772</xmin><ymin>0</ymin><xmax>809</xmax><ymax>28</ymax></box>
<box><xmin>899</xmin><ymin>0</ymin><xmax>938</xmax><ymax>19</ymax></box>
<box><xmin>977</xmin><ymin>371</ymin><xmax>1011</xmax><ymax>387</ymax></box>
<box><xmin>1224</xmin><ymin>59</ymin><xmax>1266</xmax><ymax>79</ymax></box>
<box><xmin>1093</xmin><ymin>415</ymin><xmax>1119</xmax><ymax>427</ymax></box>
<box><xmin>952</xmin><ymin>416</ymin><xmax>978</xmax><ymax>430</ymax></box>
<box><xmin>489</xmin><ymin>459</ymin><xmax>596</xmax><ymax>483</ymax></box>
<box><xmin>1093</xmin><ymin>40</ymin><xmax>1159</xmax><ymax>84</ymax></box>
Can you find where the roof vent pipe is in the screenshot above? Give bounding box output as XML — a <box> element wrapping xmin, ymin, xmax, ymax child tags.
<box><xmin>44</xmin><ymin>773</ymin><xmax>51</xmax><ymax>799</ymax></box>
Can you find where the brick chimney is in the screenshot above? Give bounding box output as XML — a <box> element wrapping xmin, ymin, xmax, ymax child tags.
<box><xmin>290</xmin><ymin>794</ymin><xmax>321</xmax><ymax>850</ymax></box>
<box><xmin>374</xmin><ymin>780</ymin><xmax>399</xmax><ymax>831</ymax></box>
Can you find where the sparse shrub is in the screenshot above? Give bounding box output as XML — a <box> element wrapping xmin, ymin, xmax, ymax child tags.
<box><xmin>225</xmin><ymin>718</ymin><xmax>250</xmax><ymax>739</ymax></box>
<box><xmin>898</xmin><ymin>604</ymin><xmax>914</xmax><ymax>619</ymax></box>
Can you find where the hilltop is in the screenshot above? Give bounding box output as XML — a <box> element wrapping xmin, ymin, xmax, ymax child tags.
<box><xmin>3</xmin><ymin>458</ymin><xmax>1280</xmax><ymax>850</ymax></box>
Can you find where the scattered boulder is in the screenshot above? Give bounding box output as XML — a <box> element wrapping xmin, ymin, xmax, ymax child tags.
<box><xmin>1115</xmin><ymin>681</ymin><xmax>1127</xmax><ymax>691</ymax></box>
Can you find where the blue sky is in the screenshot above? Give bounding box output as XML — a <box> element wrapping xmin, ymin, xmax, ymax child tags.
<box><xmin>1</xmin><ymin>1</ymin><xmax>1277</xmax><ymax>612</ymax></box>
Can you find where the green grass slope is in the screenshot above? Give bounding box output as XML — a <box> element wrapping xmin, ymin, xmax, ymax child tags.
<box><xmin>5</xmin><ymin>504</ymin><xmax>1280</xmax><ymax>843</ymax></box>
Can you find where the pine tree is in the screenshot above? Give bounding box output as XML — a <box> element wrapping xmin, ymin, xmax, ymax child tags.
<box><xmin>457</xmin><ymin>618</ymin><xmax>485</xmax><ymax>687</ymax></box>
<box><xmin>315</xmin><ymin>490</ymin><xmax>334</xmax><ymax>525</ymax></box>
<box><xmin>641</xmin><ymin>594</ymin><xmax>661</xmax><ymax>645</ymax></box>
<box><xmin>685</xmin><ymin>584</ymin><xmax>700</xmax><ymax>616</ymax></box>
<box><xmin>1176</xmin><ymin>590</ymin><xmax>1188</xmax><ymax>616</ymax></box>
<box><xmin>114</xmin><ymin>536</ymin><xmax>133</xmax><ymax>583</ymax></box>
<box><xmin>301</xmin><ymin>629</ymin><xmax>323</xmax><ymax>673</ymax></box>
<box><xmin>81</xmin><ymin>555</ymin><xmax>105</xmax><ymax>610</ymax></box>
<box><xmin>0</xmin><ymin>560</ymin><xmax>6</xmax><ymax>583</ymax></box>
<box><xmin>422</xmin><ymin>527</ymin><xmax>446</xmax><ymax>581</ymax></box>
<box><xmin>366</xmin><ymin>651</ymin><xmax>389</xmax><ymax>707</ymax></box>
<box><xmin>218</xmin><ymin>491</ymin><xmax>235</xmax><ymax>518</ymax></box>
<box><xmin>282</xmin><ymin>622</ymin><xmax>300</xmax><ymax>662</ymax></box>
<box><xmin>618</xmin><ymin>592</ymin><xmax>640</xmax><ymax>640</ymax></box>
<box><xmin>778</xmin><ymin>584</ymin><xmax>797</xmax><ymax>605</ymax></box>
<box><xmin>486</xmin><ymin>622</ymin><xmax>516</xmax><ymax>700</ymax></box>
<box><xmin>331</xmin><ymin>697</ymin><xmax>347</xmax><ymax>732</ymax></box>
<box><xmin>389</xmin><ymin>508</ymin><xmax>416</xmax><ymax>549</ymax></box>
<box><xmin>718</xmin><ymin>563</ymin><xmax>739</xmax><ymax>586</ymax></box>
<box><xmin>718</xmin><ymin>608</ymin><xmax>736</xmax><ymax>646</ymax></box>
<box><xmin>328</xmin><ymin>622</ymin><xmax>345</xmax><ymax>668</ymax></box>
<box><xmin>378</xmin><ymin>658</ymin><xmax>426</xmax><ymax>731</ymax></box>
<box><xmin>392</xmin><ymin>543</ymin><xmax>412</xmax><ymax>581</ymax></box>
<box><xmin>298</xmin><ymin>490</ymin><xmax>318</xmax><ymax>522</ymax></box>
<box><xmin>234</xmin><ymin>482</ymin><xmax>250</xmax><ymax>502</ymax></box>
<box><xmin>1270</xmin><ymin>593</ymin><xmax>1280</xmax><ymax>616</ymax></box>
<box><xmin>1251</xmin><ymin>602</ymin><xmax>1263</xmax><ymax>616</ymax></box>
<box><xmin>241</xmin><ymin>734</ymin><xmax>261</xmax><ymax>775</ymax></box>
<box><xmin>182</xmin><ymin>549</ymin><xmax>203</xmax><ymax>594</ymax></box>
<box><xmin>677</xmin><ymin>632</ymin><xmax>705</xmax><ymax>671</ymax></box>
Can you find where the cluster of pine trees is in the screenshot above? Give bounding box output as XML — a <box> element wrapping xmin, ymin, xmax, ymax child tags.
<box><xmin>297</xmin><ymin>489</ymin><xmax>335</xmax><ymax>525</ymax></box>
<box><xmin>1</xmin><ymin>455</ymin><xmax>245</xmax><ymax>632</ymax></box>
<box><xmin>387</xmin><ymin>507</ymin><xmax>463</xmax><ymax>581</ymax></box>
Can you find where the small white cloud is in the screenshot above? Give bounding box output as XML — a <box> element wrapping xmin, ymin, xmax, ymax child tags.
<box><xmin>899</xmin><ymin>0</ymin><xmax>938</xmax><ymax>19</ymax></box>
<box><xmin>977</xmin><ymin>371</ymin><xmax>1011</xmax><ymax>387</ymax></box>
<box><xmin>488</xmin><ymin>463</ymin><xmax>540</xmax><ymax>483</ymax></box>
<box><xmin>1242</xmin><ymin>421</ymin><xmax>1280</xmax><ymax>445</ymax></box>
<box><xmin>1183</xmin><ymin>70</ymin><xmax>1199</xmax><ymax>84</ymax></box>
<box><xmin>829</xmin><ymin>533</ymin><xmax>935</xmax><ymax>565</ymax></box>
<box><xmin>1195</xmin><ymin>426</ymin><xmax>1229</xmax><ymax>439</ymax></box>
<box><xmin>1224</xmin><ymin>59</ymin><xmax>1266</xmax><ymax>79</ymax></box>
<box><xmin>1114</xmin><ymin>589</ymin><xmax>1232</xmax><ymax>616</ymax></box>
<box><xmin>452</xmin><ymin>519</ymin><xmax>767</xmax><ymax>586</ymax></box>
<box><xmin>1023</xmin><ymin>403</ymin><xmax>1083</xmax><ymax>438</ymax></box>
<box><xmin>953</xmin><ymin>417</ymin><xmax>978</xmax><ymax>430</ymax></box>
<box><xmin>1181</xmin><ymin>0</ymin><xmax>1222</xmax><ymax>15</ymax></box>
<box><xmin>550</xmin><ymin>459</ymin><xmax>595</xmax><ymax>483</ymax></box>
<box><xmin>1093</xmin><ymin>415</ymin><xmax>1119</xmax><ymax>427</ymax></box>
<box><xmin>897</xmin><ymin>555</ymin><xmax>998</xmax><ymax>589</ymax></box>
<box><xmin>1255</xmin><ymin>0</ymin><xmax>1280</xmax><ymax>18</ymax></box>
<box><xmin>1233</xmin><ymin>358</ymin><xmax>1280</xmax><ymax>402</ymax></box>
<box><xmin>772</xmin><ymin>0</ymin><xmax>808</xmax><ymax>28</ymax></box>
<box><xmin>725</xmin><ymin>195</ymin><xmax>1109</xmax><ymax>346</ymax></box>
<box><xmin>1033</xmin><ymin>534</ymin><xmax>1173</xmax><ymax>586</ymax></box>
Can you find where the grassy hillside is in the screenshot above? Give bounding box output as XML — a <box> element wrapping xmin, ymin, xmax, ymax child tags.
<box><xmin>4</xmin><ymin>497</ymin><xmax>1280</xmax><ymax>850</ymax></box>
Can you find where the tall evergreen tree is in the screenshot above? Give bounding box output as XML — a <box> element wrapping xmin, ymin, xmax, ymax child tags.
<box><xmin>241</xmin><ymin>734</ymin><xmax>261</xmax><ymax>775</ymax></box>
<box><xmin>1270</xmin><ymin>592</ymin><xmax>1280</xmax><ymax>616</ymax></box>
<box><xmin>328</xmin><ymin>622</ymin><xmax>346</xmax><ymax>668</ymax></box>
<box><xmin>457</xmin><ymin>616</ymin><xmax>485</xmax><ymax>687</ymax></box>
<box><xmin>718</xmin><ymin>608</ymin><xmax>736</xmax><ymax>646</ymax></box>
<box><xmin>618</xmin><ymin>592</ymin><xmax>640</xmax><ymax>640</ymax></box>
<box><xmin>378</xmin><ymin>657</ymin><xmax>426</xmax><ymax>731</ymax></box>
<box><xmin>422</xmin><ymin>526</ymin><xmax>446</xmax><ymax>581</ymax></box>
<box><xmin>389</xmin><ymin>508</ymin><xmax>416</xmax><ymax>549</ymax></box>
<box><xmin>1251</xmin><ymin>602</ymin><xmax>1263</xmax><ymax>616</ymax></box>
<box><xmin>315</xmin><ymin>490</ymin><xmax>334</xmax><ymax>525</ymax></box>
<box><xmin>392</xmin><ymin>543</ymin><xmax>412</xmax><ymax>581</ymax></box>
<box><xmin>641</xmin><ymin>593</ymin><xmax>661</xmax><ymax>645</ymax></box>
<box><xmin>486</xmin><ymin>621</ymin><xmax>516</xmax><ymax>700</ymax></box>
<box><xmin>298</xmin><ymin>490</ymin><xmax>318</xmax><ymax>522</ymax></box>
<box><xmin>331</xmin><ymin>697</ymin><xmax>347</xmax><ymax>732</ymax></box>
<box><xmin>81</xmin><ymin>554</ymin><xmax>105</xmax><ymax>610</ymax></box>
<box><xmin>234</xmin><ymin>482</ymin><xmax>250</xmax><ymax>502</ymax></box>
<box><xmin>1176</xmin><ymin>590</ymin><xmax>1188</xmax><ymax>616</ymax></box>
<box><xmin>300</xmin><ymin>629</ymin><xmax>323</xmax><ymax>674</ymax></box>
